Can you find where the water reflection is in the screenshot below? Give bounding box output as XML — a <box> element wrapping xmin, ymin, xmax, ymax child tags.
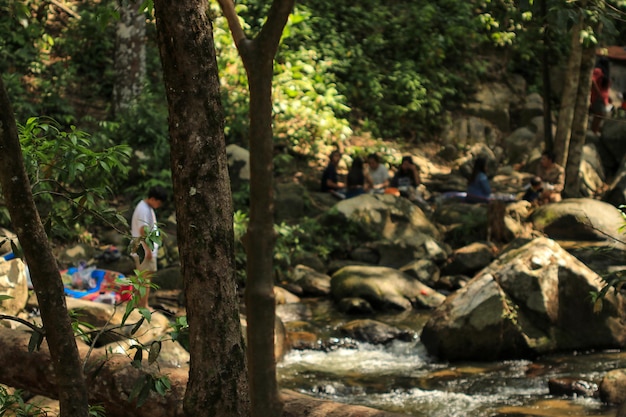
<box><xmin>277</xmin><ymin>299</ymin><xmax>623</xmax><ymax>416</ymax></box>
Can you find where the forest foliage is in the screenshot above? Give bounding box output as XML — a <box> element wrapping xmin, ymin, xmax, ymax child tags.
<box><xmin>1</xmin><ymin>0</ymin><xmax>626</xmax><ymax>250</ymax></box>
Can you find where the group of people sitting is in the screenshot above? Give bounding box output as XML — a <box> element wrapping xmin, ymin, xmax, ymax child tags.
<box><xmin>322</xmin><ymin>148</ymin><xmax>565</xmax><ymax>208</ymax></box>
<box><xmin>465</xmin><ymin>150</ymin><xmax>564</xmax><ymax>206</ymax></box>
<box><xmin>321</xmin><ymin>151</ymin><xmax>424</xmax><ymax>202</ymax></box>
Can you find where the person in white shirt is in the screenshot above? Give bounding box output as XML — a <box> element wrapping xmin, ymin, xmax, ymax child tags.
<box><xmin>366</xmin><ymin>153</ymin><xmax>390</xmax><ymax>191</ymax></box>
<box><xmin>131</xmin><ymin>186</ymin><xmax>167</xmax><ymax>308</ymax></box>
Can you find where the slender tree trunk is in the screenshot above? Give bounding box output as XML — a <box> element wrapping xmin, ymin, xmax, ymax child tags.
<box><xmin>0</xmin><ymin>80</ymin><xmax>89</xmax><ymax>416</ymax></box>
<box><xmin>541</xmin><ymin>0</ymin><xmax>553</xmax><ymax>151</ymax></box>
<box><xmin>153</xmin><ymin>2</ymin><xmax>250</xmax><ymax>417</ymax></box>
<box><xmin>553</xmin><ymin>19</ymin><xmax>583</xmax><ymax>165</ymax></box>
<box><xmin>217</xmin><ymin>1</ymin><xmax>293</xmax><ymax>416</ymax></box>
<box><xmin>113</xmin><ymin>0</ymin><xmax>146</xmax><ymax>116</ymax></box>
<box><xmin>564</xmin><ymin>42</ymin><xmax>596</xmax><ymax>197</ymax></box>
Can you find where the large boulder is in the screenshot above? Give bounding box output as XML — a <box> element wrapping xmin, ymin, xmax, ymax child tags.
<box><xmin>421</xmin><ymin>238</ymin><xmax>626</xmax><ymax>361</ymax></box>
<box><xmin>530</xmin><ymin>198</ymin><xmax>626</xmax><ymax>248</ymax></box>
<box><xmin>371</xmin><ymin>234</ymin><xmax>449</xmax><ymax>269</ymax></box>
<box><xmin>0</xmin><ymin>258</ymin><xmax>28</xmax><ymax>316</ymax></box>
<box><xmin>331</xmin><ymin>265</ymin><xmax>445</xmax><ymax>312</ymax></box>
<box><xmin>604</xmin><ymin>155</ymin><xmax>626</xmax><ymax>207</ymax></box>
<box><xmin>326</xmin><ymin>194</ymin><xmax>440</xmax><ymax>241</ymax></box>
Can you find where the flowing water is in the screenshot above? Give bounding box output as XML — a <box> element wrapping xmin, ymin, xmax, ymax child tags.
<box><xmin>276</xmin><ymin>299</ymin><xmax>624</xmax><ymax>417</ymax></box>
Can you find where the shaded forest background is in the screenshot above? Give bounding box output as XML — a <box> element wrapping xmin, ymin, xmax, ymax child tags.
<box><xmin>2</xmin><ymin>0</ymin><xmax>626</xmax><ymax>243</ymax></box>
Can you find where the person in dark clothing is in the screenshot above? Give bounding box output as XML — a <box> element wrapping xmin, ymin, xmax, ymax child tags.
<box><xmin>321</xmin><ymin>150</ymin><xmax>345</xmax><ymax>198</ymax></box>
<box><xmin>345</xmin><ymin>156</ymin><xmax>371</xmax><ymax>199</ymax></box>
<box><xmin>522</xmin><ymin>176</ymin><xmax>543</xmax><ymax>205</ymax></box>
<box><xmin>390</xmin><ymin>155</ymin><xmax>421</xmax><ymax>196</ymax></box>
<box><xmin>466</xmin><ymin>156</ymin><xmax>491</xmax><ymax>203</ymax></box>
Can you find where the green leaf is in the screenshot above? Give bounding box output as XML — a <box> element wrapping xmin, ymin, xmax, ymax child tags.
<box><xmin>131</xmin><ymin>317</ymin><xmax>145</xmax><ymax>335</ymax></box>
<box><xmin>148</xmin><ymin>341</ymin><xmax>161</xmax><ymax>365</ymax></box>
<box><xmin>27</xmin><ymin>331</ymin><xmax>43</xmax><ymax>352</ymax></box>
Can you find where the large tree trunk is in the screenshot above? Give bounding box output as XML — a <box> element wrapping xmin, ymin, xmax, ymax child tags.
<box><xmin>0</xmin><ymin>327</ymin><xmax>409</xmax><ymax>417</ymax></box>
<box><xmin>153</xmin><ymin>2</ymin><xmax>250</xmax><ymax>417</ymax></box>
<box><xmin>218</xmin><ymin>1</ymin><xmax>293</xmax><ymax>417</ymax></box>
<box><xmin>0</xmin><ymin>80</ymin><xmax>90</xmax><ymax>416</ymax></box>
<box><xmin>113</xmin><ymin>0</ymin><xmax>146</xmax><ymax>116</ymax></box>
<box><xmin>553</xmin><ymin>19</ymin><xmax>583</xmax><ymax>164</ymax></box>
<box><xmin>564</xmin><ymin>43</ymin><xmax>596</xmax><ymax>197</ymax></box>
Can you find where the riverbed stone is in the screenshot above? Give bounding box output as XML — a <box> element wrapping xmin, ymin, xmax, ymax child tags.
<box><xmin>331</xmin><ymin>265</ymin><xmax>445</xmax><ymax>312</ymax></box>
<box><xmin>421</xmin><ymin>237</ymin><xmax>626</xmax><ymax>361</ymax></box>
<box><xmin>338</xmin><ymin>319</ymin><xmax>415</xmax><ymax>345</ymax></box>
<box><xmin>530</xmin><ymin>198</ymin><xmax>626</xmax><ymax>248</ymax></box>
<box><xmin>548</xmin><ymin>377</ymin><xmax>598</xmax><ymax>398</ymax></box>
<box><xmin>441</xmin><ymin>241</ymin><xmax>495</xmax><ymax>276</ymax></box>
<box><xmin>600</xmin><ymin>368</ymin><xmax>626</xmax><ymax>405</ymax></box>
<box><xmin>0</xmin><ymin>258</ymin><xmax>28</xmax><ymax>316</ymax></box>
<box><xmin>373</xmin><ymin>234</ymin><xmax>449</xmax><ymax>269</ymax></box>
<box><xmin>291</xmin><ymin>265</ymin><xmax>331</xmax><ymax>296</ymax></box>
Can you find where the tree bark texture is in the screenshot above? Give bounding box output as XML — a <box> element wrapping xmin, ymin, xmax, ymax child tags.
<box><xmin>113</xmin><ymin>0</ymin><xmax>146</xmax><ymax>116</ymax></box>
<box><xmin>0</xmin><ymin>79</ymin><xmax>90</xmax><ymax>416</ymax></box>
<box><xmin>153</xmin><ymin>2</ymin><xmax>250</xmax><ymax>417</ymax></box>
<box><xmin>227</xmin><ymin>1</ymin><xmax>294</xmax><ymax>416</ymax></box>
<box><xmin>540</xmin><ymin>0</ymin><xmax>553</xmax><ymax>151</ymax></box>
<box><xmin>564</xmin><ymin>42</ymin><xmax>596</xmax><ymax>197</ymax></box>
<box><xmin>0</xmin><ymin>327</ymin><xmax>410</xmax><ymax>417</ymax></box>
<box><xmin>553</xmin><ymin>20</ymin><xmax>582</xmax><ymax>165</ymax></box>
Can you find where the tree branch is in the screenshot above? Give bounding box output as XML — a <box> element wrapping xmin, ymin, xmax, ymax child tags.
<box><xmin>257</xmin><ymin>0</ymin><xmax>295</xmax><ymax>57</ymax></box>
<box><xmin>216</xmin><ymin>0</ymin><xmax>246</xmax><ymax>47</ymax></box>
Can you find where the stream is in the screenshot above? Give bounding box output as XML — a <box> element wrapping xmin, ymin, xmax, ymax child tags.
<box><xmin>276</xmin><ymin>299</ymin><xmax>623</xmax><ymax>417</ymax></box>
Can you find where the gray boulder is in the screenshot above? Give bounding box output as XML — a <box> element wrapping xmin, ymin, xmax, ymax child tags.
<box><xmin>331</xmin><ymin>265</ymin><xmax>445</xmax><ymax>312</ymax></box>
<box><xmin>530</xmin><ymin>198</ymin><xmax>626</xmax><ymax>248</ymax></box>
<box><xmin>372</xmin><ymin>234</ymin><xmax>448</xmax><ymax>269</ymax></box>
<box><xmin>441</xmin><ymin>241</ymin><xmax>495</xmax><ymax>276</ymax></box>
<box><xmin>421</xmin><ymin>238</ymin><xmax>626</xmax><ymax>361</ymax></box>
<box><xmin>328</xmin><ymin>193</ymin><xmax>440</xmax><ymax>241</ymax></box>
<box><xmin>291</xmin><ymin>265</ymin><xmax>331</xmax><ymax>296</ymax></box>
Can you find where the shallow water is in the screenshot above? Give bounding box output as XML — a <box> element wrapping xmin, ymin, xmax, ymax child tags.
<box><xmin>276</xmin><ymin>299</ymin><xmax>624</xmax><ymax>417</ymax></box>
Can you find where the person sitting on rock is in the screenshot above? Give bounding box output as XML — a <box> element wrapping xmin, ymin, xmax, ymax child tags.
<box><xmin>345</xmin><ymin>156</ymin><xmax>372</xmax><ymax>199</ymax></box>
<box><xmin>536</xmin><ymin>150</ymin><xmax>564</xmax><ymax>204</ymax></box>
<box><xmin>466</xmin><ymin>156</ymin><xmax>491</xmax><ymax>204</ymax></box>
<box><xmin>390</xmin><ymin>155</ymin><xmax>421</xmax><ymax>199</ymax></box>
<box><xmin>366</xmin><ymin>153</ymin><xmax>390</xmax><ymax>192</ymax></box>
<box><xmin>320</xmin><ymin>150</ymin><xmax>346</xmax><ymax>199</ymax></box>
<box><xmin>521</xmin><ymin>176</ymin><xmax>543</xmax><ymax>206</ymax></box>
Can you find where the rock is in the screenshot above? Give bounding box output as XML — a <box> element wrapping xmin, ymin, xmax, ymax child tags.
<box><xmin>349</xmin><ymin>246</ymin><xmax>380</xmax><ymax>264</ymax></box>
<box><xmin>604</xmin><ymin>155</ymin><xmax>626</xmax><ymax>207</ymax></box>
<box><xmin>440</xmin><ymin>115</ymin><xmax>501</xmax><ymax>150</ymax></box>
<box><xmin>548</xmin><ymin>377</ymin><xmax>598</xmax><ymax>398</ymax></box>
<box><xmin>274</xmin><ymin>286</ymin><xmax>301</xmax><ymax>304</ymax></box>
<box><xmin>152</xmin><ymin>266</ymin><xmax>182</xmax><ymax>290</ymax></box>
<box><xmin>464</xmin><ymin>82</ymin><xmax>515</xmax><ymax>132</ymax></box>
<box><xmin>530</xmin><ymin>198</ymin><xmax>626</xmax><ymax>248</ymax></box>
<box><xmin>518</xmin><ymin>93</ymin><xmax>544</xmax><ymax>126</ymax></box>
<box><xmin>600</xmin><ymin>368</ymin><xmax>626</xmax><ymax>405</ymax></box>
<box><xmin>275</xmin><ymin>182</ymin><xmax>308</xmax><ymax>222</ymax></box>
<box><xmin>502</xmin><ymin>126</ymin><xmax>538</xmax><ymax>165</ymax></box>
<box><xmin>288</xmin><ymin>331</ymin><xmax>320</xmax><ymax>350</ymax></box>
<box><xmin>338</xmin><ymin>319</ymin><xmax>415</xmax><ymax>345</ymax></box>
<box><xmin>441</xmin><ymin>241</ymin><xmax>495</xmax><ymax>276</ymax></box>
<box><xmin>600</xmin><ymin>119</ymin><xmax>626</xmax><ymax>168</ymax></box>
<box><xmin>326</xmin><ymin>194</ymin><xmax>440</xmax><ymax>242</ymax></box>
<box><xmin>399</xmin><ymin>259</ymin><xmax>440</xmax><ymax>288</ymax></box>
<box><xmin>291</xmin><ymin>252</ymin><xmax>326</xmax><ymax>273</ymax></box>
<box><xmin>291</xmin><ymin>265</ymin><xmax>331</xmax><ymax>296</ymax></box>
<box><xmin>0</xmin><ymin>258</ymin><xmax>28</xmax><ymax>316</ymax></box>
<box><xmin>336</xmin><ymin>297</ymin><xmax>375</xmax><ymax>315</ymax></box>
<box><xmin>241</xmin><ymin>314</ymin><xmax>289</xmax><ymax>361</ymax></box>
<box><xmin>373</xmin><ymin>234</ymin><xmax>448</xmax><ymax>269</ymax></box>
<box><xmin>421</xmin><ymin>237</ymin><xmax>626</xmax><ymax>361</ymax></box>
<box><xmin>331</xmin><ymin>265</ymin><xmax>445</xmax><ymax>312</ymax></box>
